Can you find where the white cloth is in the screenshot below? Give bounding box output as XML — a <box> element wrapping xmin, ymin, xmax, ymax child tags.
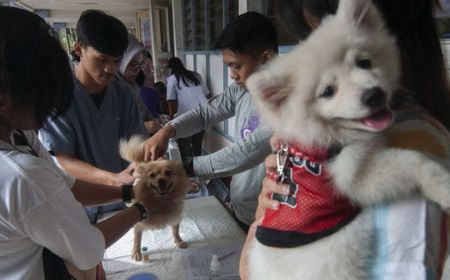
<box><xmin>369</xmin><ymin>198</ymin><xmax>444</xmax><ymax>279</ymax></box>
<box><xmin>368</xmin><ymin>111</ymin><xmax>450</xmax><ymax>279</ymax></box>
<box><xmin>0</xmin><ymin>130</ymin><xmax>105</xmax><ymax>280</ymax></box>
<box><xmin>166</xmin><ymin>73</ymin><xmax>209</xmax><ymax>116</ymax></box>
<box><xmin>102</xmin><ymin>196</ymin><xmax>245</xmax><ymax>280</ymax></box>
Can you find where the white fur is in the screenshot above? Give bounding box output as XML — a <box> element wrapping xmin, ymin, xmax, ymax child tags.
<box><xmin>246</xmin><ymin>0</ymin><xmax>450</xmax><ymax>279</ymax></box>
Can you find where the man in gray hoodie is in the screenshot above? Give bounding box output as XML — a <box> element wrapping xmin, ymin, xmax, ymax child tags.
<box><xmin>144</xmin><ymin>12</ymin><xmax>277</xmax><ymax>231</ymax></box>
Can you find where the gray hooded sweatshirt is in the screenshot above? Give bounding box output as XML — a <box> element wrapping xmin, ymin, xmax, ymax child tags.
<box><xmin>170</xmin><ymin>83</ymin><xmax>273</xmax><ymax>225</ymax></box>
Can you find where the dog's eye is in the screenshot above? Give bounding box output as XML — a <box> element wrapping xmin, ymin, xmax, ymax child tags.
<box><xmin>149</xmin><ymin>172</ymin><xmax>156</xmax><ymax>178</ymax></box>
<box><xmin>165</xmin><ymin>170</ymin><xmax>172</xmax><ymax>176</ymax></box>
<box><xmin>356</xmin><ymin>58</ymin><xmax>372</xmax><ymax>69</ymax></box>
<box><xmin>320</xmin><ymin>86</ymin><xmax>335</xmax><ymax>98</ymax></box>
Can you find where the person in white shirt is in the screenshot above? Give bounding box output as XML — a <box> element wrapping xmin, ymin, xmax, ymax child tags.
<box><xmin>0</xmin><ymin>7</ymin><xmax>153</xmax><ymax>280</ymax></box>
<box><xmin>166</xmin><ymin>57</ymin><xmax>210</xmax><ymax>159</ymax></box>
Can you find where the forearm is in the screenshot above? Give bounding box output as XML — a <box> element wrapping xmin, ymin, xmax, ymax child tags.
<box><xmin>171</xmin><ymin>93</ymin><xmax>235</xmax><ymax>138</ymax></box>
<box><xmin>56</xmin><ymin>153</ymin><xmax>118</xmax><ymax>186</ymax></box>
<box><xmin>94</xmin><ymin>206</ymin><xmax>141</xmax><ymax>248</ymax></box>
<box><xmin>193</xmin><ymin>128</ymin><xmax>272</xmax><ymax>179</ymax></box>
<box><xmin>71</xmin><ymin>180</ymin><xmax>122</xmax><ymax>206</ymax></box>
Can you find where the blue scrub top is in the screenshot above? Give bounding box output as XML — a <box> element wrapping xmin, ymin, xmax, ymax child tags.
<box><xmin>39</xmin><ymin>78</ymin><xmax>146</xmax><ymax>173</ymax></box>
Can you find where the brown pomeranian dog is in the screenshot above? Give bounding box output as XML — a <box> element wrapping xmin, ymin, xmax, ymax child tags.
<box><xmin>120</xmin><ymin>136</ymin><xmax>192</xmax><ymax>262</ymax></box>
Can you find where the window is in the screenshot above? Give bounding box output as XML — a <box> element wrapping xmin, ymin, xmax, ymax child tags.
<box><xmin>196</xmin><ymin>0</ymin><xmax>206</xmax><ymax>50</ymax></box>
<box><xmin>266</xmin><ymin>0</ymin><xmax>297</xmax><ymax>46</ymax></box>
<box><xmin>184</xmin><ymin>0</ymin><xmax>194</xmax><ymax>50</ymax></box>
<box><xmin>183</xmin><ymin>0</ymin><xmax>238</xmax><ymax>51</ymax></box>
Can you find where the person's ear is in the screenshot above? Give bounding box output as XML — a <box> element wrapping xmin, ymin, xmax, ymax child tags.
<box><xmin>260</xmin><ymin>50</ymin><xmax>275</xmax><ymax>66</ymax></box>
<box><xmin>74</xmin><ymin>42</ymin><xmax>84</xmax><ymax>58</ymax></box>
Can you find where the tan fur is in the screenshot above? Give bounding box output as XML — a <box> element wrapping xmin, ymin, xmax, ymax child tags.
<box><xmin>120</xmin><ymin>136</ymin><xmax>191</xmax><ymax>262</ymax></box>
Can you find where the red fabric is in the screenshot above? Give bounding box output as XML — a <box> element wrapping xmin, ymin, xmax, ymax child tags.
<box><xmin>261</xmin><ymin>143</ymin><xmax>360</xmax><ymax>233</ymax></box>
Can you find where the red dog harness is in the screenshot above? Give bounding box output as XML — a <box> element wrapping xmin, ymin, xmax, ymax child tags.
<box><xmin>256</xmin><ymin>143</ymin><xmax>360</xmax><ymax>248</ymax></box>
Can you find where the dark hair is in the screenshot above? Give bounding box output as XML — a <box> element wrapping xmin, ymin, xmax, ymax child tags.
<box><xmin>167</xmin><ymin>57</ymin><xmax>200</xmax><ymax>90</ymax></box>
<box><xmin>212</xmin><ymin>11</ymin><xmax>278</xmax><ymax>56</ymax></box>
<box><xmin>154</xmin><ymin>81</ymin><xmax>166</xmax><ymax>94</ymax></box>
<box><xmin>280</xmin><ymin>0</ymin><xmax>450</xmax><ymax>131</ymax></box>
<box><xmin>0</xmin><ymin>6</ymin><xmax>73</xmax><ymax>126</ymax></box>
<box><xmin>76</xmin><ymin>9</ymin><xmax>128</xmax><ymax>57</ymax></box>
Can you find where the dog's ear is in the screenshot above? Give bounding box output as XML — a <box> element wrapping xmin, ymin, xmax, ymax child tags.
<box><xmin>119</xmin><ymin>135</ymin><xmax>146</xmax><ymax>163</ymax></box>
<box><xmin>337</xmin><ymin>0</ymin><xmax>383</xmax><ymax>33</ymax></box>
<box><xmin>246</xmin><ymin>64</ymin><xmax>292</xmax><ymax>112</ymax></box>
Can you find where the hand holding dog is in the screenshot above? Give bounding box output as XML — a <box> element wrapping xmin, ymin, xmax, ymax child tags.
<box><xmin>109</xmin><ymin>164</ymin><xmax>135</xmax><ymax>186</ymax></box>
<box><xmin>256</xmin><ymin>153</ymin><xmax>291</xmax><ymax>219</ymax></box>
<box><xmin>143</xmin><ymin>124</ymin><xmax>176</xmax><ymax>161</ymax></box>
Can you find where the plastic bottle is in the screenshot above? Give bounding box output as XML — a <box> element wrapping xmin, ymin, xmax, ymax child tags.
<box><xmin>167</xmin><ymin>138</ymin><xmax>182</xmax><ymax>161</ymax></box>
<box><xmin>141</xmin><ymin>246</ymin><xmax>150</xmax><ymax>262</ymax></box>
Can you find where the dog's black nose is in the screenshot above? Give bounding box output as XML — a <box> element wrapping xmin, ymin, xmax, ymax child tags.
<box><xmin>361</xmin><ymin>87</ymin><xmax>386</xmax><ymax>109</ymax></box>
<box><xmin>158</xmin><ymin>178</ymin><xmax>167</xmax><ymax>187</ymax></box>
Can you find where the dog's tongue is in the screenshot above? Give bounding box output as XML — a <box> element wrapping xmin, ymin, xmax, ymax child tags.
<box><xmin>363</xmin><ymin>108</ymin><xmax>394</xmax><ymax>130</ymax></box>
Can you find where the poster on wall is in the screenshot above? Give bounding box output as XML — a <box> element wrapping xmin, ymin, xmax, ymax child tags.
<box><xmin>140</xmin><ymin>16</ymin><xmax>152</xmax><ymax>49</ymax></box>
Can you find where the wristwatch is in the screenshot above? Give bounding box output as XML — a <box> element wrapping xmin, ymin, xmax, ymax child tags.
<box><xmin>122</xmin><ymin>184</ymin><xmax>134</xmax><ymax>203</ymax></box>
<box><xmin>132</xmin><ymin>202</ymin><xmax>149</xmax><ymax>221</ymax></box>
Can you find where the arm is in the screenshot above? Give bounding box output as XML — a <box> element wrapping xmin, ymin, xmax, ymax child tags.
<box><xmin>193</xmin><ymin>126</ymin><xmax>273</xmax><ymax>179</ymax></box>
<box><xmin>25</xmin><ymin>184</ymin><xmax>141</xmax><ymax>262</ymax></box>
<box><xmin>254</xmin><ymin>118</ymin><xmax>450</xmax><ymax>216</ymax></box>
<box><xmin>171</xmin><ymin>89</ymin><xmax>237</xmax><ymax>138</ymax></box>
<box><xmin>143</xmin><ymin>123</ymin><xmax>176</xmax><ymax>161</ymax></box>
<box><xmin>71</xmin><ymin>179</ymin><xmax>153</xmax><ymax>248</ymax></box>
<box><xmin>56</xmin><ymin>153</ymin><xmax>134</xmax><ymax>187</ymax></box>
<box><xmin>144</xmin><ymin>87</ymin><xmax>237</xmax><ymax>161</ymax></box>
<box><xmin>239</xmin><ymin>152</ymin><xmax>290</xmax><ymax>280</ymax></box>
<box><xmin>71</xmin><ymin>179</ymin><xmax>123</xmax><ymax>206</ymax></box>
<box><xmin>94</xmin><ymin>206</ymin><xmax>141</xmax><ymax>248</ymax></box>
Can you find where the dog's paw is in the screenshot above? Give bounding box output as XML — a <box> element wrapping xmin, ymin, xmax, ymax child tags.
<box><xmin>131</xmin><ymin>249</ymin><xmax>143</xmax><ymax>262</ymax></box>
<box><xmin>175</xmin><ymin>240</ymin><xmax>187</xmax><ymax>249</ymax></box>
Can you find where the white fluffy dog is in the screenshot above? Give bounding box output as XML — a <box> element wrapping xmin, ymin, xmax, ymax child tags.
<box><xmin>245</xmin><ymin>0</ymin><xmax>450</xmax><ymax>279</ymax></box>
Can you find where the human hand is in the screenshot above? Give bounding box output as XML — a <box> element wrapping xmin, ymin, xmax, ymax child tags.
<box><xmin>110</xmin><ymin>164</ymin><xmax>135</xmax><ymax>186</ymax></box>
<box><xmin>255</xmin><ymin>136</ymin><xmax>290</xmax><ymax>220</ymax></box>
<box><xmin>143</xmin><ymin>124</ymin><xmax>175</xmax><ymax>161</ymax></box>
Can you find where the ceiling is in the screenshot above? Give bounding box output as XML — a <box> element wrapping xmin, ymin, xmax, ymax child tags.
<box><xmin>17</xmin><ymin>0</ymin><xmax>150</xmax><ymax>28</ymax></box>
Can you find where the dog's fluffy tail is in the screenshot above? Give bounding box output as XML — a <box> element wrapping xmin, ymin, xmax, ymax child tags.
<box><xmin>120</xmin><ymin>135</ymin><xmax>146</xmax><ymax>162</ymax></box>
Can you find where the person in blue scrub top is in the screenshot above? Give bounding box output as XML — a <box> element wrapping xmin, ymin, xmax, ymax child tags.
<box><xmin>39</xmin><ymin>10</ymin><xmax>147</xmax><ymax>223</ymax></box>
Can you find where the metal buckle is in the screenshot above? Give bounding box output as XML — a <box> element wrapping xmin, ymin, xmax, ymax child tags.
<box><xmin>276</xmin><ymin>144</ymin><xmax>289</xmax><ymax>183</ymax></box>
